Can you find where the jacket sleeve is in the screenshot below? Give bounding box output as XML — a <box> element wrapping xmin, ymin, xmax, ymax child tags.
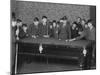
<box><xmin>75</xmin><ymin>31</ymin><xmax>86</xmax><ymax>40</ymax></box>
<box><xmin>68</xmin><ymin>22</ymin><xmax>71</xmax><ymax>39</ymax></box>
<box><xmin>66</xmin><ymin>22</ymin><xmax>71</xmax><ymax>39</ymax></box>
<box><xmin>18</xmin><ymin>28</ymin><xmax>26</xmax><ymax>39</ymax></box>
<box><xmin>27</xmin><ymin>24</ymin><xmax>32</xmax><ymax>37</ymax></box>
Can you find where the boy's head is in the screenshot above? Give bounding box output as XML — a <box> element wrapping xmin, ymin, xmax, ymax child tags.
<box><xmin>63</xmin><ymin>16</ymin><xmax>68</xmax><ymax>24</ymax></box>
<box><xmin>72</xmin><ymin>22</ymin><xmax>77</xmax><ymax>28</ymax></box>
<box><xmin>77</xmin><ymin>17</ymin><xmax>81</xmax><ymax>23</ymax></box>
<box><xmin>33</xmin><ymin>17</ymin><xmax>39</xmax><ymax>25</ymax></box>
<box><xmin>84</xmin><ymin>23</ymin><xmax>88</xmax><ymax>28</ymax></box>
<box><xmin>12</xmin><ymin>12</ymin><xmax>16</xmax><ymax>27</ymax></box>
<box><xmin>22</xmin><ymin>24</ymin><xmax>27</xmax><ymax>31</ymax></box>
<box><xmin>59</xmin><ymin>18</ymin><xmax>64</xmax><ymax>23</ymax></box>
<box><xmin>12</xmin><ymin>12</ymin><xmax>16</xmax><ymax>20</ymax></box>
<box><xmin>81</xmin><ymin>19</ymin><xmax>86</xmax><ymax>26</ymax></box>
<box><xmin>56</xmin><ymin>21</ymin><xmax>60</xmax><ymax>27</ymax></box>
<box><xmin>52</xmin><ymin>20</ymin><xmax>56</xmax><ymax>27</ymax></box>
<box><xmin>87</xmin><ymin>19</ymin><xmax>94</xmax><ymax>28</ymax></box>
<box><xmin>17</xmin><ymin>19</ymin><xmax>22</xmax><ymax>27</ymax></box>
<box><xmin>42</xmin><ymin>16</ymin><xmax>47</xmax><ymax>23</ymax></box>
<box><xmin>57</xmin><ymin>21</ymin><xmax>60</xmax><ymax>25</ymax></box>
<box><xmin>49</xmin><ymin>22</ymin><xmax>53</xmax><ymax>29</ymax></box>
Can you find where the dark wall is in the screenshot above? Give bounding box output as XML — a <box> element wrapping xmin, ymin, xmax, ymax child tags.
<box><xmin>90</xmin><ymin>6</ymin><xmax>96</xmax><ymax>27</ymax></box>
<box><xmin>16</xmin><ymin>1</ymin><xmax>90</xmax><ymax>26</ymax></box>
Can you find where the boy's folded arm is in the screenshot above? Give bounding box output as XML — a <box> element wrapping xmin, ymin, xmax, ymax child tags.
<box><xmin>75</xmin><ymin>31</ymin><xmax>86</xmax><ymax>40</ymax></box>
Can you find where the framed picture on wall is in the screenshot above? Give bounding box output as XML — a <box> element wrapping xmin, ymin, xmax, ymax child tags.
<box><xmin>11</xmin><ymin>0</ymin><xmax>96</xmax><ymax>75</ymax></box>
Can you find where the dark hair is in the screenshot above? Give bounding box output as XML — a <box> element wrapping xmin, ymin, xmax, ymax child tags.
<box><xmin>60</xmin><ymin>18</ymin><xmax>63</xmax><ymax>20</ymax></box>
<box><xmin>57</xmin><ymin>21</ymin><xmax>60</xmax><ymax>24</ymax></box>
<box><xmin>12</xmin><ymin>12</ymin><xmax>16</xmax><ymax>18</ymax></box>
<box><xmin>77</xmin><ymin>17</ymin><xmax>81</xmax><ymax>19</ymax></box>
<box><xmin>81</xmin><ymin>19</ymin><xmax>86</xmax><ymax>22</ymax></box>
<box><xmin>17</xmin><ymin>19</ymin><xmax>22</xmax><ymax>22</ymax></box>
<box><xmin>72</xmin><ymin>22</ymin><xmax>77</xmax><ymax>25</ymax></box>
<box><xmin>42</xmin><ymin>16</ymin><xmax>47</xmax><ymax>19</ymax></box>
<box><xmin>86</xmin><ymin>19</ymin><xmax>95</xmax><ymax>27</ymax></box>
<box><xmin>22</xmin><ymin>24</ymin><xmax>27</xmax><ymax>27</ymax></box>
<box><xmin>72</xmin><ymin>22</ymin><xmax>78</xmax><ymax>27</ymax></box>
<box><xmin>34</xmin><ymin>17</ymin><xmax>39</xmax><ymax>21</ymax></box>
<box><xmin>63</xmin><ymin>16</ymin><xmax>68</xmax><ymax>20</ymax></box>
<box><xmin>52</xmin><ymin>20</ymin><xmax>56</xmax><ymax>23</ymax></box>
<box><xmin>87</xmin><ymin>19</ymin><xmax>92</xmax><ymax>23</ymax></box>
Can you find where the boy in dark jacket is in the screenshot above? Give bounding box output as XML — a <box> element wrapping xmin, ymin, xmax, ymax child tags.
<box><xmin>59</xmin><ymin>16</ymin><xmax>71</xmax><ymax>40</ymax></box>
<box><xmin>39</xmin><ymin>16</ymin><xmax>49</xmax><ymax>38</ymax></box>
<box><xmin>27</xmin><ymin>17</ymin><xmax>39</xmax><ymax>38</ymax></box>
<box><xmin>19</xmin><ymin>24</ymin><xmax>28</xmax><ymax>39</ymax></box>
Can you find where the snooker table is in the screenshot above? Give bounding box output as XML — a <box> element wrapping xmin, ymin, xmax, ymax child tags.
<box><xmin>15</xmin><ymin>37</ymin><xmax>93</xmax><ymax>73</ymax></box>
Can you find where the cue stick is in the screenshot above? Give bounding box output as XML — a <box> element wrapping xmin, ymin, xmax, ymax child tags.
<box><xmin>47</xmin><ymin>22</ymin><xmax>48</xmax><ymax>36</ymax></box>
<box><xmin>15</xmin><ymin>41</ymin><xmax>18</xmax><ymax>74</ymax></box>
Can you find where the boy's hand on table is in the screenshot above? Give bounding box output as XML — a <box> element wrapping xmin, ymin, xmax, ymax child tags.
<box><xmin>16</xmin><ymin>37</ymin><xmax>19</xmax><ymax>40</ymax></box>
<box><xmin>43</xmin><ymin>35</ymin><xmax>49</xmax><ymax>38</ymax></box>
<box><xmin>32</xmin><ymin>35</ymin><xmax>36</xmax><ymax>39</ymax></box>
<box><xmin>65</xmin><ymin>40</ymin><xmax>68</xmax><ymax>42</ymax></box>
<box><xmin>59</xmin><ymin>39</ymin><xmax>61</xmax><ymax>40</ymax></box>
<box><xmin>69</xmin><ymin>38</ymin><xmax>76</xmax><ymax>41</ymax></box>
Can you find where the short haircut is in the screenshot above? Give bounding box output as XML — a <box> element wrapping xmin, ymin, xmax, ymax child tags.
<box><xmin>17</xmin><ymin>19</ymin><xmax>22</xmax><ymax>22</ymax></box>
<box><xmin>63</xmin><ymin>16</ymin><xmax>68</xmax><ymax>20</ymax></box>
<box><xmin>72</xmin><ymin>22</ymin><xmax>78</xmax><ymax>27</ymax></box>
<box><xmin>87</xmin><ymin>19</ymin><xmax>92</xmax><ymax>23</ymax></box>
<box><xmin>72</xmin><ymin>22</ymin><xmax>77</xmax><ymax>25</ymax></box>
<box><xmin>81</xmin><ymin>19</ymin><xmax>86</xmax><ymax>22</ymax></box>
<box><xmin>57</xmin><ymin>21</ymin><xmax>60</xmax><ymax>24</ymax></box>
<box><xmin>52</xmin><ymin>20</ymin><xmax>56</xmax><ymax>23</ymax></box>
<box><xmin>87</xmin><ymin>19</ymin><xmax>95</xmax><ymax>27</ymax></box>
<box><xmin>12</xmin><ymin>12</ymin><xmax>16</xmax><ymax>18</ymax></box>
<box><xmin>34</xmin><ymin>17</ymin><xmax>39</xmax><ymax>21</ymax></box>
<box><xmin>42</xmin><ymin>16</ymin><xmax>47</xmax><ymax>19</ymax></box>
<box><xmin>60</xmin><ymin>18</ymin><xmax>63</xmax><ymax>21</ymax></box>
<box><xmin>77</xmin><ymin>17</ymin><xmax>81</xmax><ymax>19</ymax></box>
<box><xmin>22</xmin><ymin>24</ymin><xmax>27</xmax><ymax>27</ymax></box>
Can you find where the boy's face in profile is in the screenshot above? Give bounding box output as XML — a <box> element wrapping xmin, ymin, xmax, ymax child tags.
<box><xmin>60</xmin><ymin>19</ymin><xmax>63</xmax><ymax>23</ymax></box>
<box><xmin>88</xmin><ymin>22</ymin><xmax>92</xmax><ymax>28</ymax></box>
<box><xmin>81</xmin><ymin>20</ymin><xmax>85</xmax><ymax>26</ymax></box>
<box><xmin>85</xmin><ymin>24</ymin><xmax>88</xmax><ymax>28</ymax></box>
<box><xmin>42</xmin><ymin>18</ymin><xmax>47</xmax><ymax>23</ymax></box>
<box><xmin>53</xmin><ymin>22</ymin><xmax>56</xmax><ymax>27</ymax></box>
<box><xmin>23</xmin><ymin>26</ymin><xmax>27</xmax><ymax>32</ymax></box>
<box><xmin>72</xmin><ymin>24</ymin><xmax>76</xmax><ymax>29</ymax></box>
<box><xmin>77</xmin><ymin>18</ymin><xmax>81</xmax><ymax>23</ymax></box>
<box><xmin>12</xmin><ymin>19</ymin><xmax>16</xmax><ymax>27</ymax></box>
<box><xmin>34</xmin><ymin>21</ymin><xmax>39</xmax><ymax>26</ymax></box>
<box><xmin>17</xmin><ymin>22</ymin><xmax>22</xmax><ymax>27</ymax></box>
<box><xmin>63</xmin><ymin>20</ymin><xmax>67</xmax><ymax>24</ymax></box>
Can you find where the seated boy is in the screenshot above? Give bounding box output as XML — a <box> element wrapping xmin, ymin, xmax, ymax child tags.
<box><xmin>18</xmin><ymin>24</ymin><xmax>28</xmax><ymax>39</ymax></box>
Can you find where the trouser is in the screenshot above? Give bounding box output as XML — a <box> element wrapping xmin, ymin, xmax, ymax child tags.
<box><xmin>83</xmin><ymin>40</ymin><xmax>96</xmax><ymax>69</ymax></box>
